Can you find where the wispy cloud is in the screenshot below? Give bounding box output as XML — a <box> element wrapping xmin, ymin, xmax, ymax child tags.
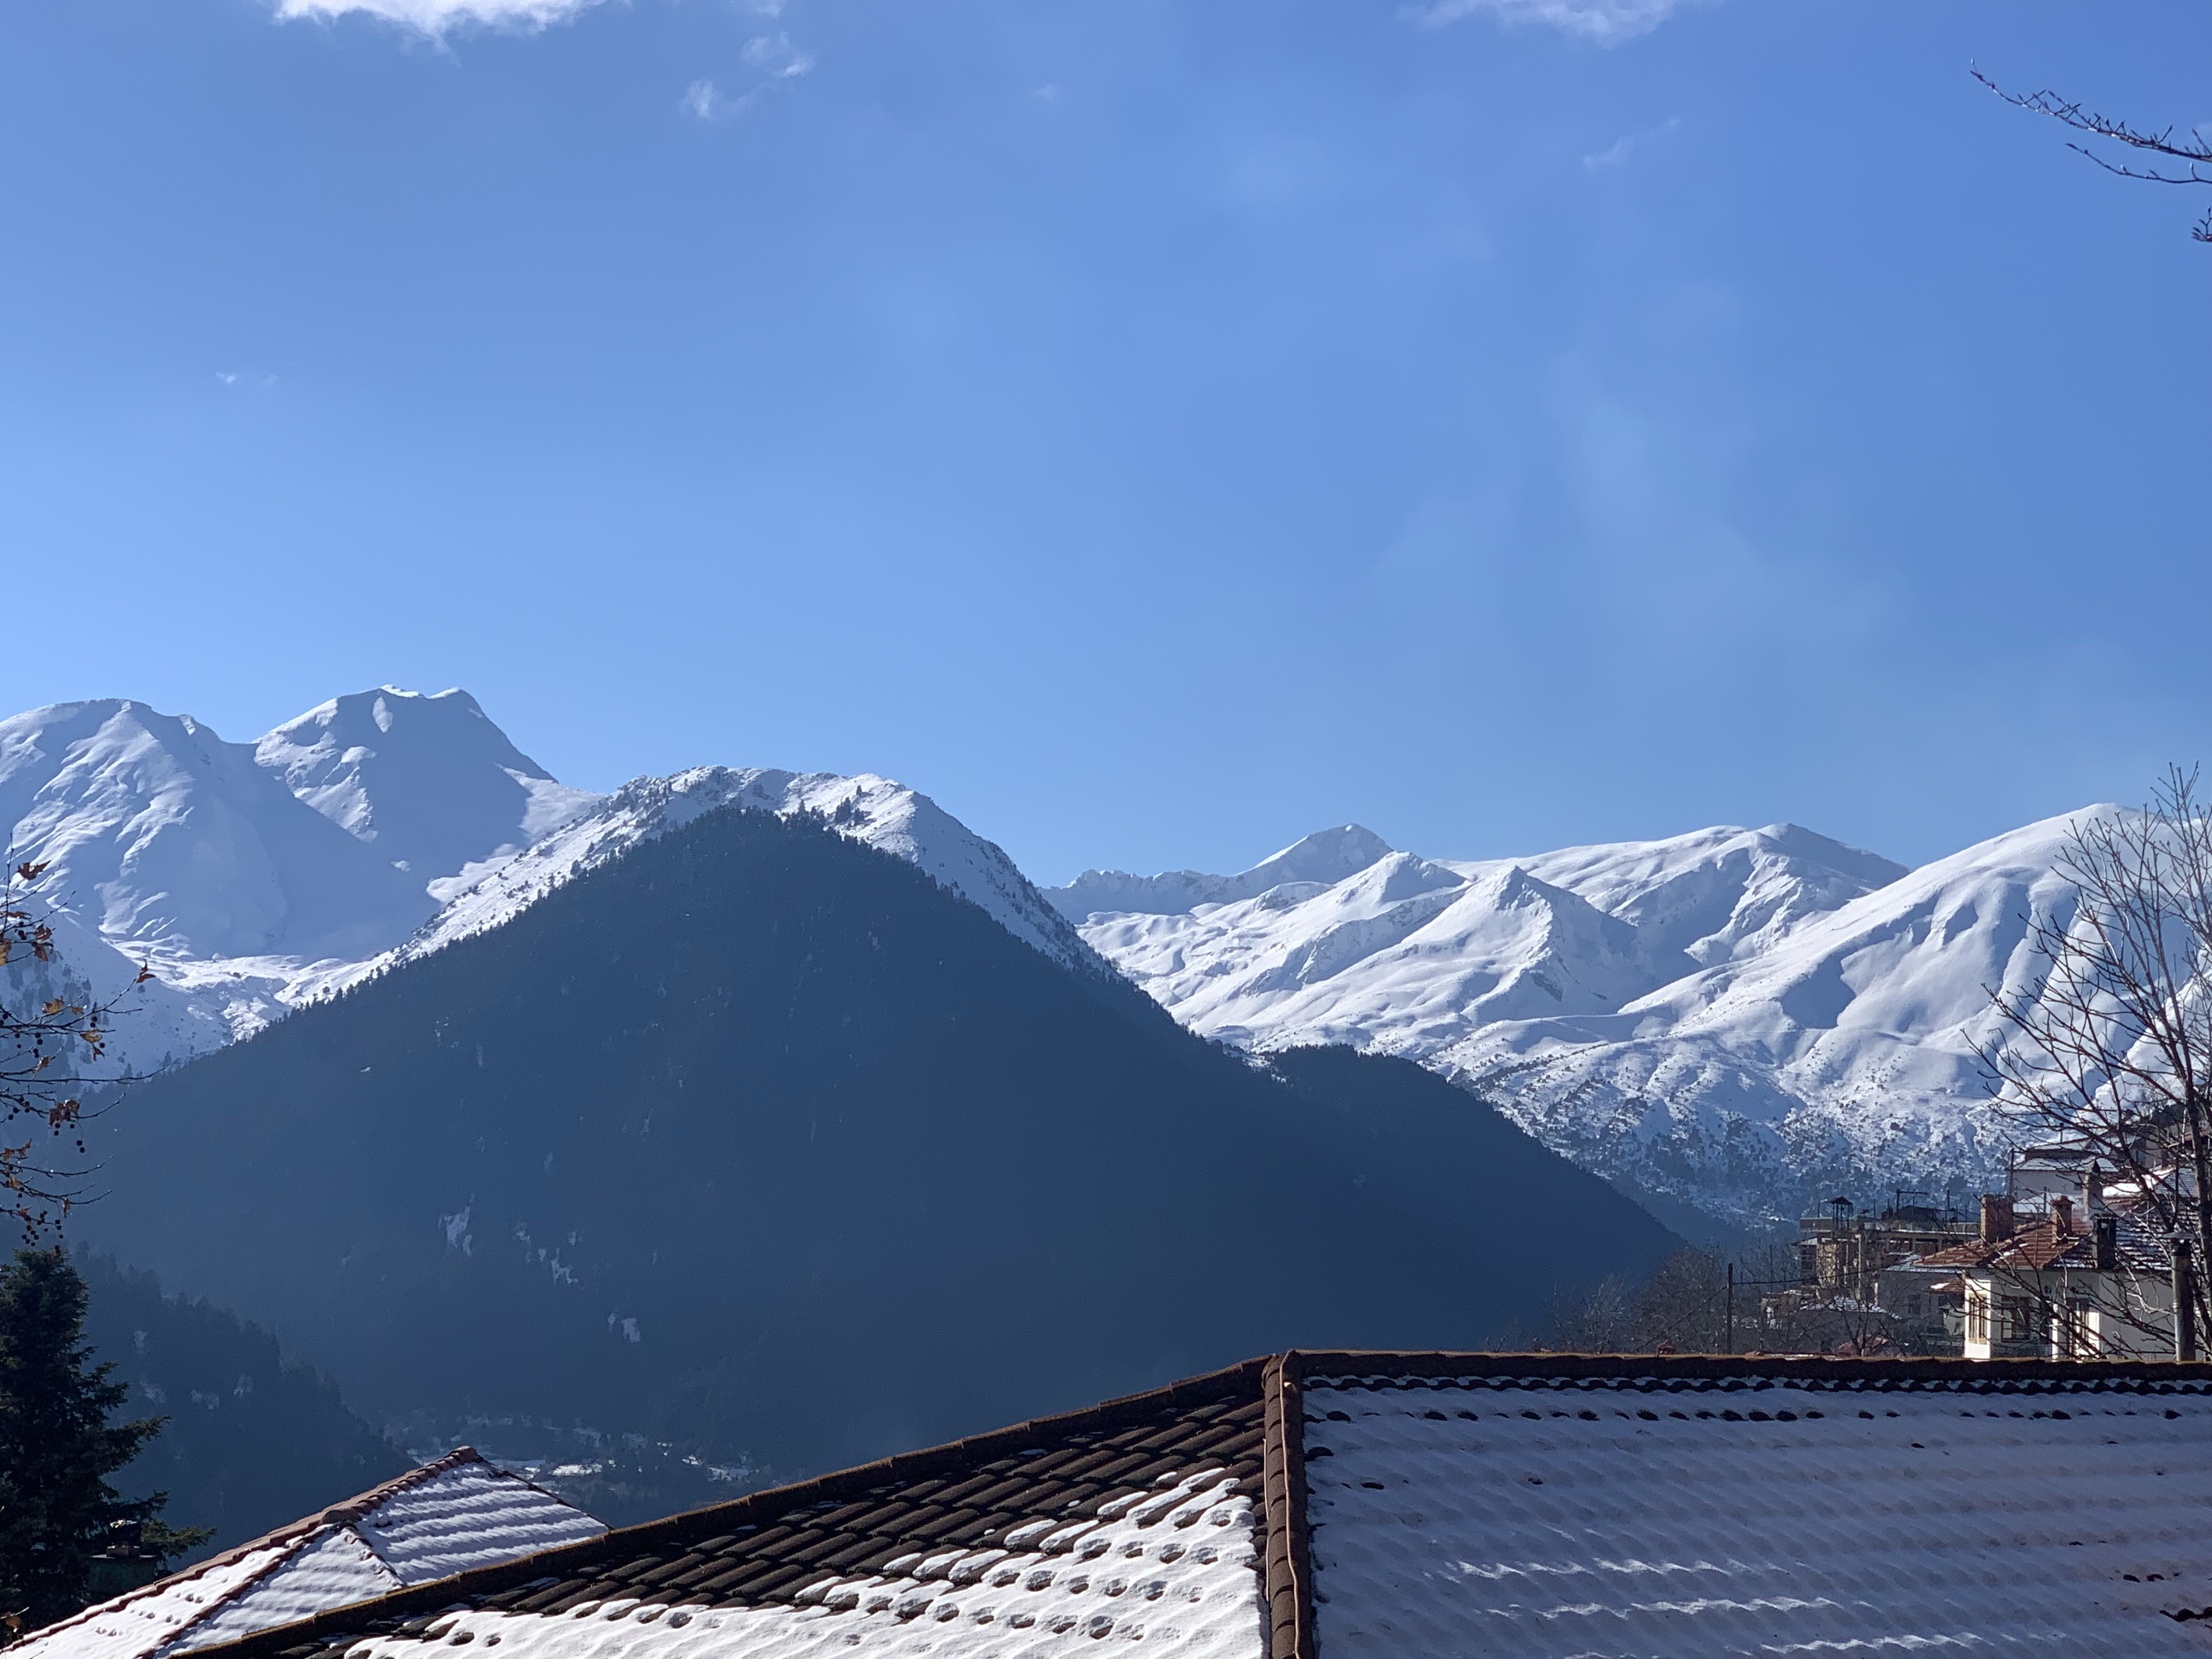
<box><xmin>740</xmin><ymin>32</ymin><xmax>814</xmax><ymax>78</ymax></box>
<box><xmin>681</xmin><ymin>33</ymin><xmax>812</xmax><ymax>122</ymax></box>
<box><xmin>1583</xmin><ymin>116</ymin><xmax>1680</xmax><ymax>170</ymax></box>
<box><xmin>1412</xmin><ymin>0</ymin><xmax>1712</xmax><ymax>46</ymax></box>
<box><xmin>272</xmin><ymin>0</ymin><xmax>611</xmax><ymax>33</ymax></box>
<box><xmin>681</xmin><ymin>79</ymin><xmax>733</xmax><ymax>120</ymax></box>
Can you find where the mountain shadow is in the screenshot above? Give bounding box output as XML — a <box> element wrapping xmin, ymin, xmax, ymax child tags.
<box><xmin>75</xmin><ymin>1252</ymin><xmax>407</xmax><ymax>1562</ymax></box>
<box><xmin>77</xmin><ymin>807</ymin><xmax>1674</xmax><ymax>1504</ymax></box>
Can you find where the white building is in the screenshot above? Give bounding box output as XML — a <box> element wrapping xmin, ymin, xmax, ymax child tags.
<box><xmin>1922</xmin><ymin>1192</ymin><xmax>2186</xmax><ymax>1361</ymax></box>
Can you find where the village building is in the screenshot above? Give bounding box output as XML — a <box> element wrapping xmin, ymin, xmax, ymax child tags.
<box><xmin>18</xmin><ymin>1451</ymin><xmax>606</xmax><ymax>1659</ymax></box>
<box><xmin>1921</xmin><ymin>1189</ymin><xmax>2187</xmax><ymax>1361</ymax></box>
<box><xmin>115</xmin><ymin>1350</ymin><xmax>2212</xmax><ymax>1659</ymax></box>
<box><xmin>1785</xmin><ymin>1193</ymin><xmax>1979</xmax><ymax>1353</ymax></box>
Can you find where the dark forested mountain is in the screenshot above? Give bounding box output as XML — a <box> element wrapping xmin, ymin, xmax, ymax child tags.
<box><xmin>78</xmin><ymin>807</ymin><xmax>1673</xmax><ymax>1510</ymax></box>
<box><xmin>75</xmin><ymin>1253</ymin><xmax>405</xmax><ymax>1560</ymax></box>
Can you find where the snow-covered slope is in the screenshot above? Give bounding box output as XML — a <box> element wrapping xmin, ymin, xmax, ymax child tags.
<box><xmin>348</xmin><ymin>764</ymin><xmax>1095</xmax><ymax>990</ymax></box>
<box><xmin>256</xmin><ymin>688</ymin><xmax>598</xmax><ymax>906</ymax></box>
<box><xmin>0</xmin><ymin>691</ymin><xmax>1087</xmax><ymax>1072</ymax></box>
<box><xmin>1048</xmin><ymin>821</ymin><xmax>2107</xmax><ymax>1228</ymax></box>
<box><xmin>1435</xmin><ymin>812</ymin><xmax>2101</xmax><ymax>1228</ymax></box>
<box><xmin>1053</xmin><ymin>823</ymin><xmax>1905</xmax><ymax>1059</ymax></box>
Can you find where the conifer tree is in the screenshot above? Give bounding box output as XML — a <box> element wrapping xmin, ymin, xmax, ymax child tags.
<box><xmin>0</xmin><ymin>1250</ymin><xmax>207</xmax><ymax>1636</ymax></box>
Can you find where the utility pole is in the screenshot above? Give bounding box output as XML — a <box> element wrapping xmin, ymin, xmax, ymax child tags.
<box><xmin>1725</xmin><ymin>1261</ymin><xmax>1735</xmax><ymax>1355</ymax></box>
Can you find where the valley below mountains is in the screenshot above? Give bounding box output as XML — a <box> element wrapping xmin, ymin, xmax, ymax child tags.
<box><xmin>74</xmin><ymin>805</ymin><xmax>1671</xmax><ymax>1513</ymax></box>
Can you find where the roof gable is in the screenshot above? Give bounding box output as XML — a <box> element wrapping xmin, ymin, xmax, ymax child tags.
<box><xmin>18</xmin><ymin>1452</ymin><xmax>605</xmax><ymax>1659</ymax></box>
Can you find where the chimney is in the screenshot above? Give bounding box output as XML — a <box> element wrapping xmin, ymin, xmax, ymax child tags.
<box><xmin>2094</xmin><ymin>1214</ymin><xmax>2119</xmax><ymax>1272</ymax></box>
<box><xmin>2175</xmin><ymin>1238</ymin><xmax>2199</xmax><ymax>1363</ymax></box>
<box><xmin>1980</xmin><ymin>1194</ymin><xmax>2015</xmax><ymax>1243</ymax></box>
<box><xmin>2053</xmin><ymin>1195</ymin><xmax>2076</xmax><ymax>1237</ymax></box>
<box><xmin>2083</xmin><ymin>1166</ymin><xmax>2104</xmax><ymax>1214</ymax></box>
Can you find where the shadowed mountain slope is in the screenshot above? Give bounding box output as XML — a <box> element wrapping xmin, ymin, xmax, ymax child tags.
<box><xmin>78</xmin><ymin>808</ymin><xmax>1672</xmax><ymax>1502</ymax></box>
<box><xmin>75</xmin><ymin>1253</ymin><xmax>407</xmax><ymax>1563</ymax></box>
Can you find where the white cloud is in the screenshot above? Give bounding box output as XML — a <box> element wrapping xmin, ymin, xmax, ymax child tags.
<box><xmin>272</xmin><ymin>0</ymin><xmax>611</xmax><ymax>34</ymax></box>
<box><xmin>682</xmin><ymin>78</ymin><xmax>753</xmax><ymax>121</ymax></box>
<box><xmin>1583</xmin><ymin>116</ymin><xmax>1680</xmax><ymax>169</ymax></box>
<box><xmin>681</xmin><ymin>29</ymin><xmax>814</xmax><ymax>122</ymax></box>
<box><xmin>1412</xmin><ymin>0</ymin><xmax>1711</xmax><ymax>46</ymax></box>
<box><xmin>741</xmin><ymin>32</ymin><xmax>814</xmax><ymax>78</ymax></box>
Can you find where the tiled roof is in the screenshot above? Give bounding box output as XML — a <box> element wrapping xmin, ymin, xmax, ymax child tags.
<box><xmin>179</xmin><ymin>1362</ymin><xmax>1278</xmax><ymax>1659</ymax></box>
<box><xmin>1920</xmin><ymin>1204</ymin><xmax>2171</xmax><ymax>1275</ymax></box>
<box><xmin>1298</xmin><ymin>1357</ymin><xmax>2212</xmax><ymax>1657</ymax></box>
<box><xmin>19</xmin><ymin>1451</ymin><xmax>606</xmax><ymax>1659</ymax></box>
<box><xmin>184</xmin><ymin>1354</ymin><xmax>2212</xmax><ymax>1659</ymax></box>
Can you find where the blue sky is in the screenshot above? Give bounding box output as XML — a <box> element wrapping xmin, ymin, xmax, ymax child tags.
<box><xmin>1</xmin><ymin>0</ymin><xmax>2205</xmax><ymax>882</ymax></box>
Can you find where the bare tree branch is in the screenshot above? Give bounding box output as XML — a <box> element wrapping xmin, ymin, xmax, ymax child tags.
<box><xmin>1976</xmin><ymin>766</ymin><xmax>2212</xmax><ymax>1353</ymax></box>
<box><xmin>1974</xmin><ymin>67</ymin><xmax>2212</xmax><ymax>243</ymax></box>
<box><xmin>0</xmin><ymin>862</ymin><xmax>148</xmax><ymax>1240</ymax></box>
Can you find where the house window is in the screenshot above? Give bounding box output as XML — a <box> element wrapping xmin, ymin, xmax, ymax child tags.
<box><xmin>1966</xmin><ymin>1290</ymin><xmax>1988</xmax><ymax>1342</ymax></box>
<box><xmin>2066</xmin><ymin>1299</ymin><xmax>2095</xmax><ymax>1357</ymax></box>
<box><xmin>2000</xmin><ymin>1296</ymin><xmax>2038</xmax><ymax>1345</ymax></box>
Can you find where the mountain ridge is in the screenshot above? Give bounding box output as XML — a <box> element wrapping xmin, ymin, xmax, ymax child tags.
<box><xmin>1046</xmin><ymin>815</ymin><xmax>2111</xmax><ymax>1229</ymax></box>
<box><xmin>75</xmin><ymin>804</ymin><xmax>1673</xmax><ymax>1498</ymax></box>
<box><xmin>0</xmin><ymin>690</ymin><xmax>1088</xmax><ymax>1072</ymax></box>
<box><xmin>0</xmin><ymin>682</ymin><xmax>2134</xmax><ymax>1233</ymax></box>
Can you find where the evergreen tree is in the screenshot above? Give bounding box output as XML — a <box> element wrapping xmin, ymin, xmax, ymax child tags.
<box><xmin>0</xmin><ymin>1250</ymin><xmax>207</xmax><ymax>1636</ymax></box>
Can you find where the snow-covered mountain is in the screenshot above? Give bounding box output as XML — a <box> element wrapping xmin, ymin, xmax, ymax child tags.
<box><xmin>0</xmin><ymin>681</ymin><xmax>2128</xmax><ymax>1235</ymax></box>
<box><xmin>0</xmin><ymin>690</ymin><xmax>1086</xmax><ymax>1071</ymax></box>
<box><xmin>365</xmin><ymin>764</ymin><xmax>1093</xmax><ymax>981</ymax></box>
<box><xmin>1047</xmin><ymin>820</ymin><xmax>2101</xmax><ymax>1231</ymax></box>
<box><xmin>0</xmin><ymin>690</ymin><xmax>579</xmax><ymax>1065</ymax></box>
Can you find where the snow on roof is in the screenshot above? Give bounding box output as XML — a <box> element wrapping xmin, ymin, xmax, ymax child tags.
<box><xmin>1922</xmin><ymin>1201</ymin><xmax>2172</xmax><ymax>1276</ymax></box>
<box><xmin>173</xmin><ymin>1354</ymin><xmax>2212</xmax><ymax>1659</ymax></box>
<box><xmin>1301</xmin><ymin>1361</ymin><xmax>2212</xmax><ymax>1658</ymax></box>
<box><xmin>319</xmin><ymin>1474</ymin><xmax>1261</xmax><ymax>1659</ymax></box>
<box><xmin>17</xmin><ymin>1451</ymin><xmax>605</xmax><ymax>1659</ymax></box>
<box><xmin>170</xmin><ymin>1364</ymin><xmax>1277</xmax><ymax>1659</ymax></box>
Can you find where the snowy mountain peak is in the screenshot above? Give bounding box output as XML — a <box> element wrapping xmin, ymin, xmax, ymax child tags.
<box><xmin>1060</xmin><ymin>817</ymin><xmax>1930</xmax><ymax>1226</ymax></box>
<box><xmin>0</xmin><ymin>696</ymin><xmax>418</xmax><ymax>963</ymax></box>
<box><xmin>0</xmin><ymin>690</ymin><xmax>1101</xmax><ymax>1074</ymax></box>
<box><xmin>369</xmin><ymin>764</ymin><xmax>1096</xmax><ymax>984</ymax></box>
<box><xmin>256</xmin><ymin>686</ymin><xmax>597</xmax><ymax>901</ymax></box>
<box><xmin>1250</xmin><ymin>824</ymin><xmax>1396</xmax><ymax>889</ymax></box>
<box><xmin>1045</xmin><ymin>823</ymin><xmax>1396</xmax><ymax>919</ymax></box>
<box><xmin>1497</xmin><ymin>822</ymin><xmax>1910</xmax><ymax>969</ymax></box>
